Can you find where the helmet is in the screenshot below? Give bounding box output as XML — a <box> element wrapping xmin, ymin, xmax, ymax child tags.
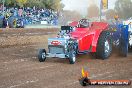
<box><xmin>114</xmin><ymin>15</ymin><xmax>119</xmax><ymax>20</ymax></box>
<box><xmin>79</xmin><ymin>19</ymin><xmax>89</xmax><ymax>28</ymax></box>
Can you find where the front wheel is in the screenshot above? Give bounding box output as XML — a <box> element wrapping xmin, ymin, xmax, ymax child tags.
<box><xmin>69</xmin><ymin>51</ymin><xmax>76</xmax><ymax>64</ymax></box>
<box><xmin>38</xmin><ymin>49</ymin><xmax>46</xmax><ymax>62</ymax></box>
<box><xmin>68</xmin><ymin>43</ymin><xmax>76</xmax><ymax>64</ymax></box>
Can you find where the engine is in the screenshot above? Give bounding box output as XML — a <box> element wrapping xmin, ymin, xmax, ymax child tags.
<box><xmin>48</xmin><ymin>38</ymin><xmax>68</xmax><ymax>54</ymax></box>
<box><xmin>47</xmin><ymin>26</ymin><xmax>77</xmax><ymax>58</ymax></box>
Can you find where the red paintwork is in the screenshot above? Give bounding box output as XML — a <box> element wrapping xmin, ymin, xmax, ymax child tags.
<box><xmin>69</xmin><ymin>21</ymin><xmax>78</xmax><ymax>27</ymax></box>
<box><xmin>71</xmin><ymin>22</ymin><xmax>109</xmax><ymax>52</ymax></box>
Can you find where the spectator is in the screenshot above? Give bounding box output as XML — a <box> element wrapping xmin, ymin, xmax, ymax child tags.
<box><xmin>18</xmin><ymin>8</ymin><xmax>23</xmax><ymax>17</ymax></box>
<box><xmin>0</xmin><ymin>6</ymin><xmax>59</xmax><ymax>26</ymax></box>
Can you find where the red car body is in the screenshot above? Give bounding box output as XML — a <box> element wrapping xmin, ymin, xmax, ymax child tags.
<box><xmin>38</xmin><ymin>19</ymin><xmax>112</xmax><ymax>64</ymax></box>
<box><xmin>70</xmin><ymin>22</ymin><xmax>109</xmax><ymax>53</ymax></box>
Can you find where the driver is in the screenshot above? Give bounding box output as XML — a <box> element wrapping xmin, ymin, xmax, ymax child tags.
<box><xmin>78</xmin><ymin>19</ymin><xmax>89</xmax><ymax>28</ymax></box>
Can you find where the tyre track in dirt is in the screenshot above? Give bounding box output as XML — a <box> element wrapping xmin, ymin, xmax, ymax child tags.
<box><xmin>0</xmin><ymin>44</ymin><xmax>131</xmax><ymax>88</ymax></box>
<box><xmin>0</xmin><ymin>28</ymin><xmax>132</xmax><ymax>88</ymax></box>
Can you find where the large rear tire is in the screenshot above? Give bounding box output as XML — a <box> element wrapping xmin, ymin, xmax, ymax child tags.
<box><xmin>119</xmin><ymin>39</ymin><xmax>128</xmax><ymax>57</ymax></box>
<box><xmin>119</xmin><ymin>25</ymin><xmax>129</xmax><ymax>57</ymax></box>
<box><xmin>38</xmin><ymin>49</ymin><xmax>46</xmax><ymax>62</ymax></box>
<box><xmin>96</xmin><ymin>31</ymin><xmax>112</xmax><ymax>59</ymax></box>
<box><xmin>119</xmin><ymin>30</ymin><xmax>129</xmax><ymax>57</ymax></box>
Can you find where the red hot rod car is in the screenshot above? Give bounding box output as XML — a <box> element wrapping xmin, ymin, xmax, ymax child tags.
<box><xmin>38</xmin><ymin>19</ymin><xmax>112</xmax><ymax>64</ymax></box>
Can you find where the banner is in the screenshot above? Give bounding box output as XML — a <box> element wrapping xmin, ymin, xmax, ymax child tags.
<box><xmin>102</xmin><ymin>0</ymin><xmax>108</xmax><ymax>9</ymax></box>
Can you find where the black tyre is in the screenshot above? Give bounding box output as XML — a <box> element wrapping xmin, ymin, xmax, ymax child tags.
<box><xmin>119</xmin><ymin>33</ymin><xmax>128</xmax><ymax>57</ymax></box>
<box><xmin>68</xmin><ymin>44</ymin><xmax>76</xmax><ymax>64</ymax></box>
<box><xmin>96</xmin><ymin>31</ymin><xmax>112</xmax><ymax>59</ymax></box>
<box><xmin>0</xmin><ymin>18</ymin><xmax>3</xmax><ymax>28</ymax></box>
<box><xmin>69</xmin><ymin>51</ymin><xmax>76</xmax><ymax>64</ymax></box>
<box><xmin>16</xmin><ymin>17</ymin><xmax>24</xmax><ymax>28</ymax></box>
<box><xmin>38</xmin><ymin>49</ymin><xmax>46</xmax><ymax>62</ymax></box>
<box><xmin>119</xmin><ymin>25</ymin><xmax>129</xmax><ymax>57</ymax></box>
<box><xmin>3</xmin><ymin>17</ymin><xmax>7</xmax><ymax>28</ymax></box>
<box><xmin>8</xmin><ymin>17</ymin><xmax>17</xmax><ymax>28</ymax></box>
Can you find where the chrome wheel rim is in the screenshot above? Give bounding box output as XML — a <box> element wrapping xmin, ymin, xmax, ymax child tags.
<box><xmin>42</xmin><ymin>52</ymin><xmax>46</xmax><ymax>59</ymax></box>
<box><xmin>72</xmin><ymin>55</ymin><xmax>76</xmax><ymax>62</ymax></box>
<box><xmin>72</xmin><ymin>51</ymin><xmax>76</xmax><ymax>62</ymax></box>
<box><xmin>105</xmin><ymin>40</ymin><xmax>110</xmax><ymax>53</ymax></box>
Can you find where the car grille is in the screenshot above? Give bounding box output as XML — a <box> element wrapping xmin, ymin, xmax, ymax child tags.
<box><xmin>48</xmin><ymin>45</ymin><xmax>65</xmax><ymax>54</ymax></box>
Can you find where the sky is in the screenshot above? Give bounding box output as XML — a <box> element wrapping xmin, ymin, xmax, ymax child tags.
<box><xmin>62</xmin><ymin>0</ymin><xmax>117</xmax><ymax>16</ymax></box>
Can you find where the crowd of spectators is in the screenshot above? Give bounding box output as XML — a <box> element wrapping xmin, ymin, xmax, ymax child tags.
<box><xmin>0</xmin><ymin>6</ymin><xmax>59</xmax><ymax>25</ymax></box>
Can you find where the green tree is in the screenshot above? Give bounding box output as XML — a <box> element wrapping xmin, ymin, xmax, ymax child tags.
<box><xmin>115</xmin><ymin>0</ymin><xmax>132</xmax><ymax>19</ymax></box>
<box><xmin>16</xmin><ymin>0</ymin><xmax>27</xmax><ymax>7</ymax></box>
<box><xmin>2</xmin><ymin>0</ymin><xmax>64</xmax><ymax>10</ymax></box>
<box><xmin>25</xmin><ymin>0</ymin><xmax>64</xmax><ymax>10</ymax></box>
<box><xmin>4</xmin><ymin>0</ymin><xmax>17</xmax><ymax>7</ymax></box>
<box><xmin>42</xmin><ymin>0</ymin><xmax>64</xmax><ymax>10</ymax></box>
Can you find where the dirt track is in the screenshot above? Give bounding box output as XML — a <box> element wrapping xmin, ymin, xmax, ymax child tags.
<box><xmin>0</xmin><ymin>29</ymin><xmax>132</xmax><ymax>88</ymax></box>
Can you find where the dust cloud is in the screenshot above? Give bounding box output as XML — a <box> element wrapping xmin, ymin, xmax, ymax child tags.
<box><xmin>62</xmin><ymin>0</ymin><xmax>97</xmax><ymax>16</ymax></box>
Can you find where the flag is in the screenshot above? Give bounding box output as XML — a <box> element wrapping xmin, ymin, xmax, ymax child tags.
<box><xmin>102</xmin><ymin>0</ymin><xmax>108</xmax><ymax>10</ymax></box>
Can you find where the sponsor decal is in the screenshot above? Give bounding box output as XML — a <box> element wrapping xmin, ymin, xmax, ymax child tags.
<box><xmin>51</xmin><ymin>41</ymin><xmax>61</xmax><ymax>45</ymax></box>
